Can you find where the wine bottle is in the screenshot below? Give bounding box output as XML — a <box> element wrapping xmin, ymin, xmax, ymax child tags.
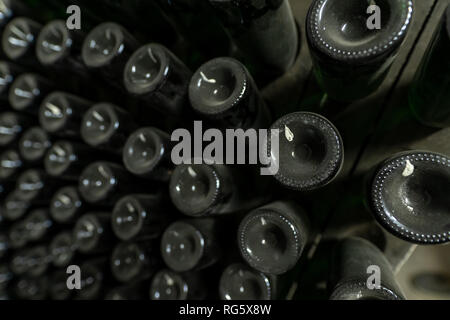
<box><xmin>329</xmin><ymin>237</ymin><xmax>405</xmax><ymax>300</ymax></box>
<box><xmin>1</xmin><ymin>17</ymin><xmax>42</xmax><ymax>64</ymax></box>
<box><xmin>23</xmin><ymin>208</ymin><xmax>54</xmax><ymax>243</ymax></box>
<box><xmin>18</xmin><ymin>126</ymin><xmax>52</xmax><ymax>163</ymax></box>
<box><xmin>10</xmin><ymin>245</ymin><xmax>50</xmax><ymax>277</ymax></box>
<box><xmin>267</xmin><ymin>112</ymin><xmax>344</xmax><ymax>191</ymax></box>
<box><xmin>208</xmin><ymin>0</ymin><xmax>299</xmax><ymax>78</ymax></box>
<box><xmin>73</xmin><ymin>212</ymin><xmax>113</xmax><ymax>254</ymax></box>
<box><xmin>150</xmin><ymin>268</ymin><xmax>207</xmax><ymax>300</ymax></box>
<box><xmin>306</xmin><ymin>0</ymin><xmax>414</xmax><ymax>102</ymax></box>
<box><xmin>44</xmin><ymin>140</ymin><xmax>104</xmax><ymax>180</ymax></box>
<box><xmin>110</xmin><ymin>241</ymin><xmax>160</xmax><ymax>283</ymax></box>
<box><xmin>75</xmin><ymin>258</ymin><xmax>110</xmax><ymax>300</ymax></box>
<box><xmin>160</xmin><ymin>219</ymin><xmax>221</xmax><ymax>272</ymax></box>
<box><xmin>12</xmin><ymin>276</ymin><xmax>48</xmax><ymax>300</ymax></box>
<box><xmin>9</xmin><ymin>73</ymin><xmax>54</xmax><ymax>114</ymax></box>
<box><xmin>0</xmin><ymin>149</ymin><xmax>22</xmax><ymax>181</ymax></box>
<box><xmin>8</xmin><ymin>219</ymin><xmax>29</xmax><ymax>249</ymax></box>
<box><xmin>15</xmin><ymin>169</ymin><xmax>62</xmax><ymax>202</ymax></box>
<box><xmin>122</xmin><ymin>127</ymin><xmax>173</xmax><ymax>181</ymax></box>
<box><xmin>82</xmin><ymin>22</ymin><xmax>140</xmax><ymax>87</ymax></box>
<box><xmin>409</xmin><ymin>5</ymin><xmax>450</xmax><ymax>128</ymax></box>
<box><xmin>169</xmin><ymin>163</ymin><xmax>269</xmax><ymax>217</ymax></box>
<box><xmin>1</xmin><ymin>190</ymin><xmax>30</xmax><ymax>221</ymax></box>
<box><xmin>219</xmin><ymin>263</ymin><xmax>276</xmax><ymax>300</ymax></box>
<box><xmin>0</xmin><ymin>111</ymin><xmax>33</xmax><ymax>147</ymax></box>
<box><xmin>39</xmin><ymin>92</ymin><xmax>92</xmax><ymax>137</ymax></box>
<box><xmin>49</xmin><ymin>186</ymin><xmax>84</xmax><ymax>224</ymax></box>
<box><xmin>0</xmin><ymin>61</ymin><xmax>25</xmax><ymax>101</ymax></box>
<box><xmin>35</xmin><ymin>20</ymin><xmax>85</xmax><ymax>71</ymax></box>
<box><xmin>156</xmin><ymin>0</ymin><xmax>231</xmax><ymax>62</ymax></box>
<box><xmin>189</xmin><ymin>57</ymin><xmax>271</xmax><ymax>130</ymax></box>
<box><xmin>111</xmin><ymin>194</ymin><xmax>171</xmax><ymax>241</ymax></box>
<box><xmin>369</xmin><ymin>151</ymin><xmax>450</xmax><ymax>244</ymax></box>
<box><xmin>80</xmin><ymin>103</ymin><xmax>137</xmax><ymax>154</ymax></box>
<box><xmin>123</xmin><ymin>43</ymin><xmax>192</xmax><ymax>117</ymax></box>
<box><xmin>49</xmin><ymin>231</ymin><xmax>76</xmax><ymax>268</ymax></box>
<box><xmin>238</xmin><ymin>201</ymin><xmax>310</xmax><ymax>275</ymax></box>
<box><xmin>79</xmin><ymin>161</ymin><xmax>158</xmax><ymax>204</ymax></box>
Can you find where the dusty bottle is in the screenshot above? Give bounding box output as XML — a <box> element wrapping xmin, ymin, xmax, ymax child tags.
<box><xmin>122</xmin><ymin>127</ymin><xmax>173</xmax><ymax>182</ymax></box>
<box><xmin>209</xmin><ymin>0</ymin><xmax>299</xmax><ymax>78</ymax></box>
<box><xmin>369</xmin><ymin>151</ymin><xmax>450</xmax><ymax>244</ymax></box>
<box><xmin>267</xmin><ymin>112</ymin><xmax>344</xmax><ymax>191</ymax></box>
<box><xmin>329</xmin><ymin>237</ymin><xmax>405</xmax><ymax>300</ymax></box>
<box><xmin>238</xmin><ymin>201</ymin><xmax>310</xmax><ymax>275</ymax></box>
<box><xmin>306</xmin><ymin>0</ymin><xmax>413</xmax><ymax>102</ymax></box>
<box><xmin>189</xmin><ymin>57</ymin><xmax>271</xmax><ymax>130</ymax></box>
<box><xmin>409</xmin><ymin>5</ymin><xmax>450</xmax><ymax>128</ymax></box>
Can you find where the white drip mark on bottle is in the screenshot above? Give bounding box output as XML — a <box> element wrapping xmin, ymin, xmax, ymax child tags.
<box><xmin>187</xmin><ymin>166</ymin><xmax>197</xmax><ymax>177</ymax></box>
<box><xmin>402</xmin><ymin>160</ymin><xmax>414</xmax><ymax>177</ymax></box>
<box><xmin>285</xmin><ymin>125</ymin><xmax>294</xmax><ymax>142</ymax></box>
<box><xmin>199</xmin><ymin>72</ymin><xmax>216</xmax><ymax>84</ymax></box>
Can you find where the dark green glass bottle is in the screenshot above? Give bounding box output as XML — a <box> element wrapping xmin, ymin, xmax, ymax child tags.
<box><xmin>156</xmin><ymin>0</ymin><xmax>232</xmax><ymax>64</ymax></box>
<box><xmin>329</xmin><ymin>237</ymin><xmax>405</xmax><ymax>300</ymax></box>
<box><xmin>209</xmin><ymin>0</ymin><xmax>299</xmax><ymax>79</ymax></box>
<box><xmin>409</xmin><ymin>5</ymin><xmax>450</xmax><ymax>128</ymax></box>
<box><xmin>306</xmin><ymin>0</ymin><xmax>413</xmax><ymax>102</ymax></box>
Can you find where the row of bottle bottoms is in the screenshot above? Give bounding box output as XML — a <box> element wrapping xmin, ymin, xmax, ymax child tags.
<box><xmin>0</xmin><ymin>205</ymin><xmax>406</xmax><ymax>300</ymax></box>
<box><xmin>2</xmin><ymin>1</ymin><xmax>449</xmax><ymax>127</ymax></box>
<box><xmin>0</xmin><ymin>80</ymin><xmax>449</xmax><ymax>245</ymax></box>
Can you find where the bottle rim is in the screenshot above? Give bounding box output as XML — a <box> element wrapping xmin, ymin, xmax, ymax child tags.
<box><xmin>123</xmin><ymin>43</ymin><xmax>169</xmax><ymax>95</ymax></box>
<box><xmin>16</xmin><ymin>168</ymin><xmax>44</xmax><ymax>201</ymax></box>
<box><xmin>50</xmin><ymin>186</ymin><xmax>82</xmax><ymax>223</ymax></box>
<box><xmin>36</xmin><ymin>20</ymin><xmax>71</xmax><ymax>65</ymax></box>
<box><xmin>160</xmin><ymin>221</ymin><xmax>206</xmax><ymax>272</ymax></box>
<box><xmin>307</xmin><ymin>0</ymin><xmax>413</xmax><ymax>64</ymax></box>
<box><xmin>1</xmin><ymin>17</ymin><xmax>40</xmax><ymax>60</ymax></box>
<box><xmin>269</xmin><ymin>111</ymin><xmax>344</xmax><ymax>191</ymax></box>
<box><xmin>169</xmin><ymin>163</ymin><xmax>223</xmax><ymax>217</ymax></box>
<box><xmin>370</xmin><ymin>151</ymin><xmax>450</xmax><ymax>244</ymax></box>
<box><xmin>39</xmin><ymin>91</ymin><xmax>72</xmax><ymax>133</ymax></box>
<box><xmin>219</xmin><ymin>263</ymin><xmax>273</xmax><ymax>300</ymax></box>
<box><xmin>18</xmin><ymin>126</ymin><xmax>50</xmax><ymax>162</ymax></box>
<box><xmin>44</xmin><ymin>140</ymin><xmax>75</xmax><ymax>177</ymax></box>
<box><xmin>25</xmin><ymin>209</ymin><xmax>51</xmax><ymax>241</ymax></box>
<box><xmin>330</xmin><ymin>280</ymin><xmax>404</xmax><ymax>300</ymax></box>
<box><xmin>189</xmin><ymin>57</ymin><xmax>249</xmax><ymax>117</ymax></box>
<box><xmin>49</xmin><ymin>231</ymin><xmax>75</xmax><ymax>268</ymax></box>
<box><xmin>237</xmin><ymin>207</ymin><xmax>304</xmax><ymax>275</ymax></box>
<box><xmin>9</xmin><ymin>73</ymin><xmax>41</xmax><ymax>111</ymax></box>
<box><xmin>0</xmin><ymin>149</ymin><xmax>21</xmax><ymax>180</ymax></box>
<box><xmin>111</xmin><ymin>195</ymin><xmax>146</xmax><ymax>241</ymax></box>
<box><xmin>0</xmin><ymin>111</ymin><xmax>22</xmax><ymax>145</ymax></box>
<box><xmin>78</xmin><ymin>161</ymin><xmax>117</xmax><ymax>203</ymax></box>
<box><xmin>150</xmin><ymin>269</ymin><xmax>189</xmax><ymax>300</ymax></box>
<box><xmin>80</xmin><ymin>103</ymin><xmax>120</xmax><ymax>147</ymax></box>
<box><xmin>73</xmin><ymin>213</ymin><xmax>103</xmax><ymax>253</ymax></box>
<box><xmin>82</xmin><ymin>22</ymin><xmax>125</xmax><ymax>68</ymax></box>
<box><xmin>110</xmin><ymin>242</ymin><xmax>146</xmax><ymax>283</ymax></box>
<box><xmin>3</xmin><ymin>190</ymin><xmax>30</xmax><ymax>221</ymax></box>
<box><xmin>122</xmin><ymin>127</ymin><xmax>165</xmax><ymax>176</ymax></box>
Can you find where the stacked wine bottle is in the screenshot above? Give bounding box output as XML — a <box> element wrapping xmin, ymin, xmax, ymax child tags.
<box><xmin>0</xmin><ymin>0</ymin><xmax>449</xmax><ymax>301</ymax></box>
